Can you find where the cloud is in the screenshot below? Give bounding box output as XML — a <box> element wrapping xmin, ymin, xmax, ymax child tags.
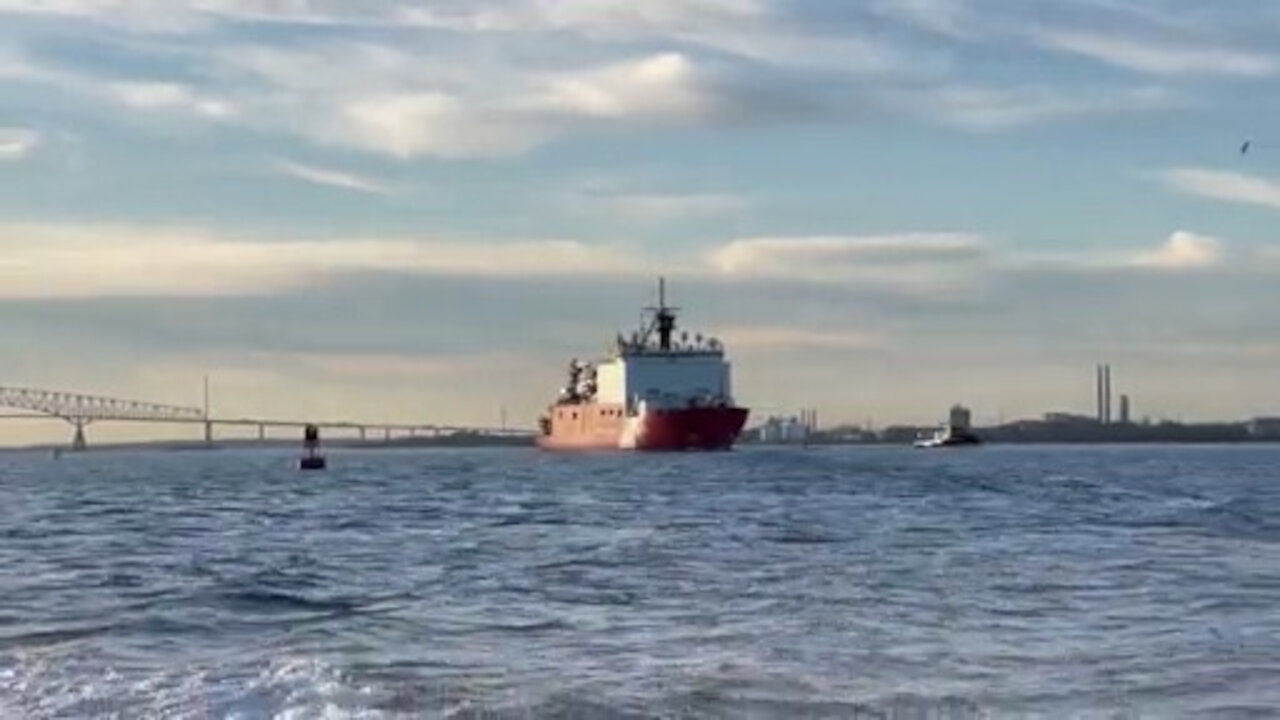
<box><xmin>0</xmin><ymin>1</ymin><xmax>938</xmax><ymax>161</ymax></box>
<box><xmin>329</xmin><ymin>92</ymin><xmax>547</xmax><ymax>160</ymax></box>
<box><xmin>0</xmin><ymin>222</ymin><xmax>646</xmax><ymax>298</ymax></box>
<box><xmin>1</xmin><ymin>1</ymin><xmax>1207</xmax><ymax>164</ymax></box>
<box><xmin>1035</xmin><ymin>31</ymin><xmax>1278</xmax><ymax>77</ymax></box>
<box><xmin>1130</xmin><ymin>231</ymin><xmax>1223</xmax><ymax>270</ymax></box>
<box><xmin>447</xmin><ymin>0</ymin><xmax>770</xmax><ymax>36</ymax></box>
<box><xmin>1014</xmin><ymin>230</ymin><xmax>1227</xmax><ymax>274</ymax></box>
<box><xmin>276</xmin><ymin>46</ymin><xmax>821</xmax><ymax>158</ymax></box>
<box><xmin>205</xmin><ymin>44</ymin><xmax>798</xmax><ymax>158</ymax></box>
<box><xmin>704</xmin><ymin>233</ymin><xmax>994</xmax><ymax>301</ymax></box>
<box><xmin>604</xmin><ymin>193</ymin><xmax>745</xmax><ymax>221</ymax></box>
<box><xmin>106</xmin><ymin>81</ymin><xmax>237</xmax><ymax>118</ymax></box>
<box><xmin>253</xmin><ymin>350</ymin><xmax>494</xmax><ymax>379</ymax></box>
<box><xmin>273</xmin><ymin>159</ymin><xmax>390</xmax><ymax>195</ymax></box>
<box><xmin>709</xmin><ymin>233</ymin><xmax>986</xmax><ymax>280</ymax></box>
<box><xmin>0</xmin><ymin>216</ymin><xmax>1249</xmax><ymax>303</ymax></box>
<box><xmin>1</xmin><ymin>53</ymin><xmax>239</xmax><ymax>121</ymax></box>
<box><xmin>0</xmin><ymin>0</ymin><xmax>375</xmax><ymax>31</ymax></box>
<box><xmin>870</xmin><ymin>0</ymin><xmax>976</xmax><ymax>39</ymax></box>
<box><xmin>552</xmin><ymin>172</ymin><xmax>747</xmax><ymax>221</ymax></box>
<box><xmin>891</xmin><ymin>84</ymin><xmax>1182</xmax><ymax>131</ymax></box>
<box><xmin>719</xmin><ymin>326</ymin><xmax>883</xmax><ymax>351</ymax></box>
<box><xmin>533</xmin><ymin>53</ymin><xmax>721</xmax><ymax>123</ymax></box>
<box><xmin>0</xmin><ymin>127</ymin><xmax>38</xmax><ymax>160</ymax></box>
<box><xmin>406</xmin><ymin>0</ymin><xmax>910</xmax><ymax>75</ymax></box>
<box><xmin>0</xmin><ymin>223</ymin><xmax>995</xmax><ymax>301</ymax></box>
<box><xmin>1161</xmin><ymin>168</ymin><xmax>1280</xmax><ymax>210</ymax></box>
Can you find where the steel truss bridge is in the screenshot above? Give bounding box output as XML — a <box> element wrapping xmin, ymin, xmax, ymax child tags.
<box><xmin>0</xmin><ymin>385</ymin><xmax>531</xmax><ymax>450</ymax></box>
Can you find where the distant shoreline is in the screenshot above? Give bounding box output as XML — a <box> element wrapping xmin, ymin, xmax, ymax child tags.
<box><xmin>0</xmin><ymin>434</ymin><xmax>536</xmax><ymax>454</ymax></box>
<box><xmin>748</xmin><ymin>419</ymin><xmax>1280</xmax><ymax>447</ymax></box>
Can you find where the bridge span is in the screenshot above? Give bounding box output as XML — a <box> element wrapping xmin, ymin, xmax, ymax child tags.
<box><xmin>0</xmin><ymin>385</ymin><xmax>532</xmax><ymax>450</ymax></box>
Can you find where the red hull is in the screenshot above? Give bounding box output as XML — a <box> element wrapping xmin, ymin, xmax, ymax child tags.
<box><xmin>538</xmin><ymin>405</ymin><xmax>749</xmax><ymax>452</ymax></box>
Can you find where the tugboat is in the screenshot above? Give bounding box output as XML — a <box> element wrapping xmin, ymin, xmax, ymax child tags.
<box><xmin>914</xmin><ymin>405</ymin><xmax>982</xmax><ymax>448</ymax></box>
<box><xmin>536</xmin><ymin>278</ymin><xmax>750</xmax><ymax>451</ymax></box>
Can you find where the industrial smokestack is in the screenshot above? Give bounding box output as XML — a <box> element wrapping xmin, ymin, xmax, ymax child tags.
<box><xmin>1096</xmin><ymin>365</ymin><xmax>1104</xmax><ymax>423</ymax></box>
<box><xmin>1104</xmin><ymin>365</ymin><xmax>1113</xmax><ymax>424</ymax></box>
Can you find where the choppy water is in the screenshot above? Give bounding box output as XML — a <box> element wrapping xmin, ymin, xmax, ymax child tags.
<box><xmin>1</xmin><ymin>445</ymin><xmax>1278</xmax><ymax>719</ymax></box>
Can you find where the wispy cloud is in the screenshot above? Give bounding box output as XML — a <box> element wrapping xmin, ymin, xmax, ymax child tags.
<box><xmin>259</xmin><ymin>350</ymin><xmax>493</xmax><ymax>379</ymax></box>
<box><xmin>404</xmin><ymin>0</ymin><xmax>913</xmax><ymax>76</ymax></box>
<box><xmin>1015</xmin><ymin>230</ymin><xmax>1228</xmax><ymax>274</ymax></box>
<box><xmin>329</xmin><ymin>92</ymin><xmax>548</xmax><ymax>160</ymax></box>
<box><xmin>709</xmin><ymin>233</ymin><xmax>986</xmax><ymax>279</ymax></box>
<box><xmin>706</xmin><ymin>233</ymin><xmax>989</xmax><ymax>298</ymax></box>
<box><xmin>1161</xmin><ymin>168</ymin><xmax>1280</xmax><ymax>209</ymax></box>
<box><xmin>891</xmin><ymin>84</ymin><xmax>1182</xmax><ymax>131</ymax></box>
<box><xmin>0</xmin><ymin>222</ymin><xmax>646</xmax><ymax>298</ymax></box>
<box><xmin>1130</xmin><ymin>230</ymin><xmax>1223</xmax><ymax>270</ymax></box>
<box><xmin>1035</xmin><ymin>30</ymin><xmax>1278</xmax><ymax>77</ymax></box>
<box><xmin>218</xmin><ymin>45</ymin><xmax>807</xmax><ymax>158</ymax></box>
<box><xmin>870</xmin><ymin>0</ymin><xmax>978</xmax><ymax>39</ymax></box>
<box><xmin>273</xmin><ymin>159</ymin><xmax>391</xmax><ymax>195</ymax></box>
<box><xmin>609</xmin><ymin>192</ymin><xmax>745</xmax><ymax>220</ymax></box>
<box><xmin>107</xmin><ymin>81</ymin><xmax>237</xmax><ymax>118</ymax></box>
<box><xmin>1</xmin><ymin>0</ymin><xmax>1221</xmax><ymax>163</ymax></box>
<box><xmin>533</xmin><ymin>52</ymin><xmax>723</xmax><ymax>123</ymax></box>
<box><xmin>0</xmin><ymin>0</ymin><xmax>377</xmax><ymax>31</ymax></box>
<box><xmin>0</xmin><ymin>127</ymin><xmax>38</xmax><ymax>160</ymax></box>
<box><xmin>0</xmin><ymin>215</ymin><xmax>1251</xmax><ymax>300</ymax></box>
<box><xmin>719</xmin><ymin>326</ymin><xmax>884</xmax><ymax>351</ymax></box>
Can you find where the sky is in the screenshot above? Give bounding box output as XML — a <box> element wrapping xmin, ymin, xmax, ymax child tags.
<box><xmin>2</xmin><ymin>0</ymin><xmax>1280</xmax><ymax>444</ymax></box>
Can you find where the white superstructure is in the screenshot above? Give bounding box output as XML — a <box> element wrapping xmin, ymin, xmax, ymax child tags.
<box><xmin>594</xmin><ymin>346</ymin><xmax>732</xmax><ymax>410</ymax></box>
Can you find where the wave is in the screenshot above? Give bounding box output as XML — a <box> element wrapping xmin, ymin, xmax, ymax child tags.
<box><xmin>216</xmin><ymin>589</ymin><xmax>363</xmax><ymax>615</ymax></box>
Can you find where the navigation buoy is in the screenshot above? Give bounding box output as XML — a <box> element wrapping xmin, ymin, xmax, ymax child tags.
<box><xmin>299</xmin><ymin>424</ymin><xmax>326</xmax><ymax>470</ymax></box>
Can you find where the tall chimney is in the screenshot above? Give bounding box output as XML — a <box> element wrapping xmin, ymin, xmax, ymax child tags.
<box><xmin>1104</xmin><ymin>365</ymin><xmax>1112</xmax><ymax>424</ymax></box>
<box><xmin>1096</xmin><ymin>365</ymin><xmax>1104</xmax><ymax>423</ymax></box>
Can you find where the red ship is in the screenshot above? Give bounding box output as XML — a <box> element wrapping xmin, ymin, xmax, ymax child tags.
<box><xmin>537</xmin><ymin>279</ymin><xmax>749</xmax><ymax>451</ymax></box>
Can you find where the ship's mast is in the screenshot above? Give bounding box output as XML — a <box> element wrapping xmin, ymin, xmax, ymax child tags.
<box><xmin>646</xmin><ymin>277</ymin><xmax>679</xmax><ymax>351</ymax></box>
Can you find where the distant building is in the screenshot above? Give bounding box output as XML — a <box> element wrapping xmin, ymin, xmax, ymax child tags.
<box><xmin>757</xmin><ymin>416</ymin><xmax>809</xmax><ymax>443</ymax></box>
<box><xmin>1119</xmin><ymin>394</ymin><xmax>1131</xmax><ymax>424</ymax></box>
<box><xmin>1247</xmin><ymin>417</ymin><xmax>1280</xmax><ymax>438</ymax></box>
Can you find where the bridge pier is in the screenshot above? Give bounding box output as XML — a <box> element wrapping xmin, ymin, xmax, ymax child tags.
<box><xmin>258</xmin><ymin>424</ymin><xmax>266</xmax><ymax>441</ymax></box>
<box><xmin>71</xmin><ymin>419</ymin><xmax>88</xmax><ymax>451</ymax></box>
<box><xmin>384</xmin><ymin>428</ymin><xmax>391</xmax><ymax>441</ymax></box>
<box><xmin>359</xmin><ymin>426</ymin><xmax>367</xmax><ymax>441</ymax></box>
<box><xmin>204</xmin><ymin>420</ymin><xmax>213</xmax><ymax>445</ymax></box>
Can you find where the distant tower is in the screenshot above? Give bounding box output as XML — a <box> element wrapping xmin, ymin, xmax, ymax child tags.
<box><xmin>1104</xmin><ymin>364</ymin><xmax>1112</xmax><ymax>424</ymax></box>
<box><xmin>1096</xmin><ymin>364</ymin><xmax>1105</xmax><ymax>423</ymax></box>
<box><xmin>1120</xmin><ymin>394</ymin><xmax>1131</xmax><ymax>424</ymax></box>
<box><xmin>1096</xmin><ymin>363</ymin><xmax>1114</xmax><ymax>424</ymax></box>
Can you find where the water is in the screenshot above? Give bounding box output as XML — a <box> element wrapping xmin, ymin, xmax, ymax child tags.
<box><xmin>1</xmin><ymin>445</ymin><xmax>1278</xmax><ymax>718</ymax></box>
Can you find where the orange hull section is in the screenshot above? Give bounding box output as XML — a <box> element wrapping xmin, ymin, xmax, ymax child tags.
<box><xmin>538</xmin><ymin>405</ymin><xmax>749</xmax><ymax>452</ymax></box>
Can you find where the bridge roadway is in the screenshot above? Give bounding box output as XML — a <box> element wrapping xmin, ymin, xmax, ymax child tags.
<box><xmin>0</xmin><ymin>385</ymin><xmax>532</xmax><ymax>450</ymax></box>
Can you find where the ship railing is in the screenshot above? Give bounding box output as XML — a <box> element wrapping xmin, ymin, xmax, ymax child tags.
<box><xmin>617</xmin><ymin>343</ymin><xmax>725</xmax><ymax>357</ymax></box>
